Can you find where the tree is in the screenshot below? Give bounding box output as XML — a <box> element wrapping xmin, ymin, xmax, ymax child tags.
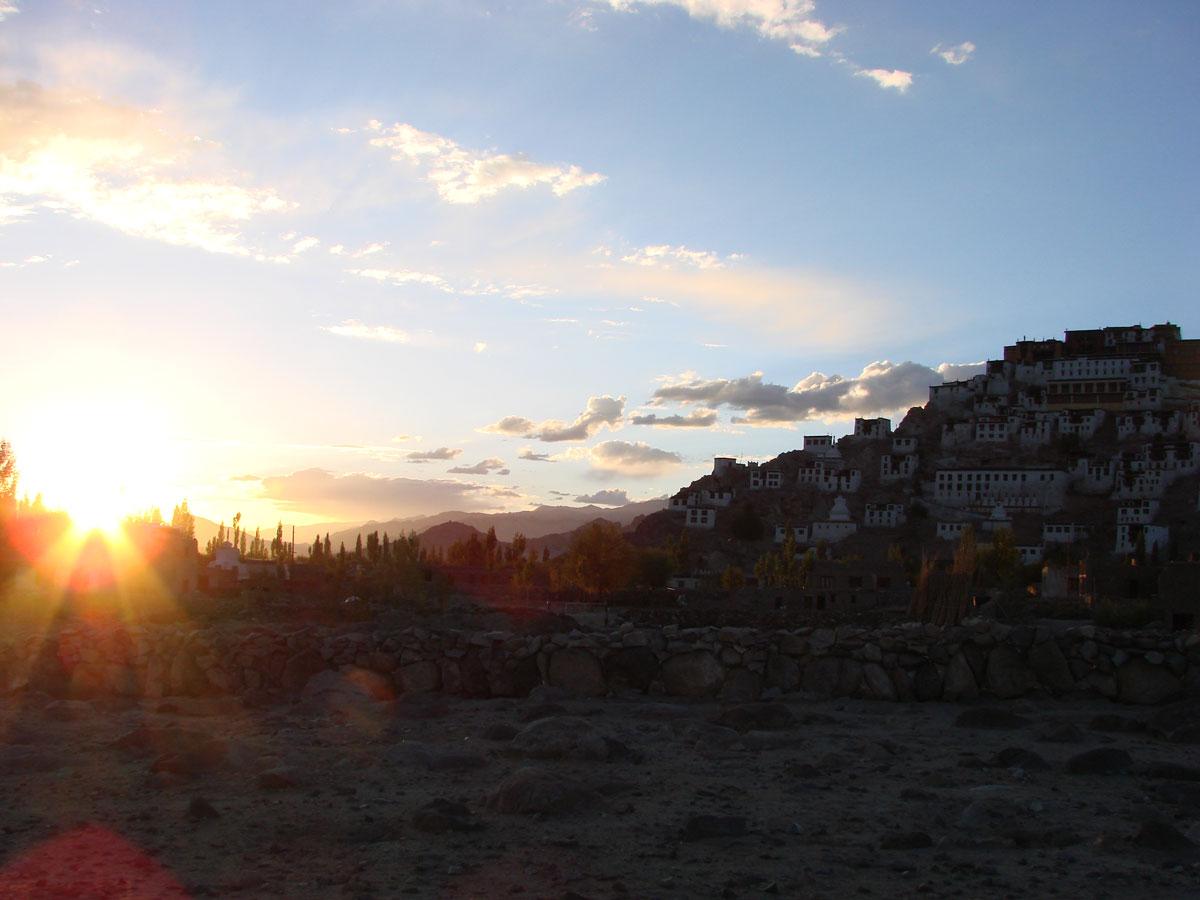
<box><xmin>720</xmin><ymin>565</ymin><xmax>746</xmax><ymax>592</ymax></box>
<box><xmin>562</xmin><ymin>521</ymin><xmax>635</xmax><ymax>610</ymax></box>
<box><xmin>231</xmin><ymin>512</ymin><xmax>242</xmax><ymax>552</ymax></box>
<box><xmin>354</xmin><ymin>533</ymin><xmax>363</xmax><ymax>561</ymax></box>
<box><xmin>271</xmin><ymin>521</ymin><xmax>285</xmax><ymax>561</ymax></box>
<box><xmin>324</xmin><ymin>533</ymin><xmax>331</xmax><ymax>558</ymax></box>
<box><xmin>978</xmin><ymin>527</ymin><xmax>1020</xmax><ymax>590</ymax></box>
<box><xmin>0</xmin><ymin>439</ymin><xmax>17</xmax><ymax>509</ymax></box>
<box><xmin>633</xmin><ymin>547</ymin><xmax>674</xmax><ymax>588</ymax></box>
<box><xmin>170</xmin><ymin>500</ymin><xmax>195</xmax><ymax>538</ymax></box>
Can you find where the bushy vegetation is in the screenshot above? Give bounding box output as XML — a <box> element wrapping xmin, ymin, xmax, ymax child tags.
<box><xmin>1093</xmin><ymin>598</ymin><xmax>1156</xmax><ymax>629</ymax></box>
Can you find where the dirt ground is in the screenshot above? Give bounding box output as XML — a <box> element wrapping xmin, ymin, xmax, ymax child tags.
<box><xmin>0</xmin><ymin>686</ymin><xmax>1197</xmax><ymax>899</ymax></box>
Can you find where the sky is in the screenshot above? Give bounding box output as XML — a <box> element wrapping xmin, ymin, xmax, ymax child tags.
<box><xmin>1</xmin><ymin>1</ymin><xmax>1198</xmax><ymax>530</ymax></box>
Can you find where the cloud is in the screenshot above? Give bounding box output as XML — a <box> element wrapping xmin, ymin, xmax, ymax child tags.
<box><xmin>630</xmin><ymin>409</ymin><xmax>718</xmax><ymax>428</ymax></box>
<box><xmin>575</xmin><ymin>489</ymin><xmax>630</xmax><ymax>506</ymax></box>
<box><xmin>931</xmin><ymin>41</ymin><xmax>975</xmax><ymax>66</ymax></box>
<box><xmin>935</xmin><ymin>361</ymin><xmax>986</xmax><ymax>382</ymax></box>
<box><xmin>482</xmin><ymin>395</ymin><xmax>625</xmax><ymax>442</ymax></box>
<box><xmin>575</xmin><ymin>440</ymin><xmax>683</xmax><ymax>478</ymax></box>
<box><xmin>447</xmin><ymin>458</ymin><xmax>508</xmax><ymax>475</ymax></box>
<box><xmin>345</xmin><ymin>266</ymin><xmax>451</xmax><ymax>291</ymax></box>
<box><xmin>0</xmin><ymin>81</ymin><xmax>292</xmax><ymax>255</ymax></box>
<box><xmin>0</xmin><ymin>3</ymin><xmax>17</xmax><ymax>22</ymax></box>
<box><xmin>518</xmin><ymin>447</ymin><xmax>555</xmax><ymax>462</ymax></box>
<box><xmin>329</xmin><ymin>240</ymin><xmax>388</xmax><ymax>258</ymax></box>
<box><xmin>651</xmin><ymin>360</ymin><xmax>955</xmax><ymax>424</ymax></box>
<box><xmin>473</xmin><ymin>341</ymin><xmax>488</xmax><ymax>354</ymax></box>
<box><xmin>485</xmin><ymin>416</ymin><xmax>538</xmax><ymax>437</ymax></box>
<box><xmin>257</xmin><ymin>467</ymin><xmax>521</xmax><ymax>519</ymax></box>
<box><xmin>405</xmin><ymin>447</ymin><xmax>463</xmax><ymax>462</ymax></box>
<box><xmin>360</xmin><ymin>120</ymin><xmax>604</xmax><ymax>204</ymax></box>
<box><xmin>855</xmin><ymin>68</ymin><xmax>913</xmax><ymax>92</ymax></box>
<box><xmin>290</xmin><ymin>235</ymin><xmax>320</xmax><ymax>254</ymax></box>
<box><xmin>598</xmin><ymin>1</ymin><xmax>841</xmax><ymax>58</ymax></box>
<box><xmin>621</xmin><ymin>244</ymin><xmax>727</xmax><ymax>270</ymax></box>
<box><xmin>322</xmin><ymin>319</ymin><xmax>415</xmax><ymax>344</ymax></box>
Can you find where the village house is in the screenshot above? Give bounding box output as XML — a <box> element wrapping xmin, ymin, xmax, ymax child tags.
<box><xmin>684</xmin><ymin>507</ymin><xmax>716</xmax><ymax>529</ymax></box>
<box><xmin>933</xmin><ymin>467</ymin><xmax>1068</xmax><ymax>509</ymax></box>
<box><xmin>802</xmin><ymin>435</ymin><xmax>840</xmax><ymax>457</ymax></box>
<box><xmin>863</xmin><ymin>503</ymin><xmax>906</xmax><ymax>528</ymax></box>
<box><xmin>853</xmin><ymin>417</ymin><xmax>891</xmax><ymax>439</ymax></box>
<box><xmin>749</xmin><ymin>469</ymin><xmax>783</xmax><ymax>490</ymax></box>
<box><xmin>1115</xmin><ymin>522</ymin><xmax>1170</xmax><ymax>557</ymax></box>
<box><xmin>1042</xmin><ymin>523</ymin><xmax>1090</xmax><ymax>544</ymax></box>
<box><xmin>879</xmin><ymin>453</ymin><xmax>918</xmax><ymax>483</ymax></box>
<box><xmin>798</xmin><ymin>560</ymin><xmax>909</xmax><ymax>612</ymax></box>
<box><xmin>773</xmin><ymin>524</ymin><xmax>809</xmax><ymax>544</ymax></box>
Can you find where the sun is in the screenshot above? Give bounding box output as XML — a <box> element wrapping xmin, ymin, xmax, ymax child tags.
<box><xmin>16</xmin><ymin>399</ymin><xmax>179</xmax><ymax>535</ymax></box>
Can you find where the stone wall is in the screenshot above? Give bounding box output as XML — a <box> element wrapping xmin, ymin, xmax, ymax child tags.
<box><xmin>3</xmin><ymin>619</ymin><xmax>1198</xmax><ymax>706</ymax></box>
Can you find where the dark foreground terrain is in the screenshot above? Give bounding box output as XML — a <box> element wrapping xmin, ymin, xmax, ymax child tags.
<box><xmin>0</xmin><ymin>685</ymin><xmax>1198</xmax><ymax>898</ymax></box>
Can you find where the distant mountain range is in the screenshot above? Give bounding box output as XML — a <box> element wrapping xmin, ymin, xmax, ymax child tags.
<box><xmin>190</xmin><ymin>497</ymin><xmax>666</xmax><ymax>555</ymax></box>
<box><xmin>320</xmin><ymin>498</ymin><xmax>667</xmax><ymax>551</ymax></box>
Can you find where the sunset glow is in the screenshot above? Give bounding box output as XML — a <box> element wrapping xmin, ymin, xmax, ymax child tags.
<box><xmin>14</xmin><ymin>400</ymin><xmax>178</xmax><ymax>534</ymax></box>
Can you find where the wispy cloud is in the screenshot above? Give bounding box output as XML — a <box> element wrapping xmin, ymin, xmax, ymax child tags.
<box><xmin>345</xmin><ymin>266</ymin><xmax>452</xmax><ymax>291</ymax></box>
<box><xmin>0</xmin><ymin>82</ymin><xmax>292</xmax><ymax>256</ymax></box>
<box><xmin>482</xmin><ymin>395</ymin><xmax>625</xmax><ymax>442</ymax></box>
<box><xmin>621</xmin><ymin>243</ymin><xmax>728</xmax><ymax>270</ymax></box>
<box><xmin>931</xmin><ymin>41</ymin><xmax>975</xmax><ymax>66</ymax></box>
<box><xmin>630</xmin><ymin>409</ymin><xmax>718</xmax><ymax>428</ymax></box>
<box><xmin>855</xmin><ymin>68</ymin><xmax>913</xmax><ymax>92</ymax></box>
<box><xmin>0</xmin><ymin>3</ymin><xmax>18</xmax><ymax>22</ymax></box>
<box><xmin>447</xmin><ymin>458</ymin><xmax>509</xmax><ymax>475</ymax></box>
<box><xmin>575</xmin><ymin>488</ymin><xmax>629</xmax><ymax>506</ymax></box>
<box><xmin>405</xmin><ymin>447</ymin><xmax>462</xmax><ymax>462</ymax></box>
<box><xmin>329</xmin><ymin>240</ymin><xmax>388</xmax><ymax>258</ymax></box>
<box><xmin>322</xmin><ymin>319</ymin><xmax>415</xmax><ymax>344</ymax></box>
<box><xmin>518</xmin><ymin>447</ymin><xmax>555</xmax><ymax>462</ymax></box>
<box><xmin>358</xmin><ymin>120</ymin><xmax>604</xmax><ymax>204</ymax></box>
<box><xmin>597</xmin><ymin>1</ymin><xmax>841</xmax><ymax>59</ymax></box>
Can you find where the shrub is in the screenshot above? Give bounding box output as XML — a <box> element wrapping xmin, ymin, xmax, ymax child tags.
<box><xmin>1093</xmin><ymin>598</ymin><xmax>1155</xmax><ymax>629</ymax></box>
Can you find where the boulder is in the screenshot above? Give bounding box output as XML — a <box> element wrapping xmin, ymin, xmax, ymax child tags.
<box><xmin>412</xmin><ymin>799</ymin><xmax>483</xmax><ymax>834</ymax></box>
<box><xmin>280</xmin><ymin>648</ymin><xmax>326</xmax><ymax>693</ymax></box>
<box><xmin>1028</xmin><ymin>639</ymin><xmax>1075</xmax><ymax>693</ymax></box>
<box><xmin>913</xmin><ymin>662</ymin><xmax>943</xmax><ymax>702</ymax></box>
<box><xmin>303</xmin><ymin>668</ymin><xmax>391</xmax><ymax>703</ymax></box>
<box><xmin>662</xmin><ymin>650</ymin><xmax>724</xmax><ymax>698</ymax></box>
<box><xmin>508</xmin><ymin>716</ymin><xmax>611</xmax><ymax>761</ymax></box>
<box><xmin>712</xmin><ymin>703</ymin><xmax>797</xmax><ymax>733</ymax></box>
<box><xmin>718</xmin><ymin>668</ymin><xmax>762</xmax><ymax>702</ymax></box>
<box><xmin>985</xmin><ymin>645</ymin><xmax>1036</xmax><ymax>699</ymax></box>
<box><xmin>801</xmin><ymin>657</ymin><xmax>842</xmax><ymax>699</ymax></box>
<box><xmin>764</xmin><ymin>654</ymin><xmax>801</xmax><ymax>692</ymax></box>
<box><xmin>603</xmin><ymin>646</ymin><xmax>659</xmax><ymax>693</ymax></box>
<box><xmin>547</xmin><ymin>648</ymin><xmax>606</xmax><ymax>698</ymax></box>
<box><xmin>942</xmin><ymin>652</ymin><xmax>979</xmax><ymax>701</ymax></box>
<box><xmin>1117</xmin><ymin>658</ymin><xmax>1181</xmax><ymax>705</ymax></box>
<box><xmin>487</xmin><ymin>767</ymin><xmax>598</xmax><ymax>815</ymax></box>
<box><xmin>399</xmin><ymin>660</ymin><xmax>442</xmax><ymax>695</ymax></box>
<box><xmin>862</xmin><ymin>663</ymin><xmax>897</xmax><ymax>701</ymax></box>
<box><xmin>1066</xmin><ymin>747</ymin><xmax>1133</xmax><ymax>776</ymax></box>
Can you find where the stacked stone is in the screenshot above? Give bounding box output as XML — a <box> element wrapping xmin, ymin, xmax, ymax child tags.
<box><xmin>0</xmin><ymin>619</ymin><xmax>1195</xmax><ymax>706</ymax></box>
